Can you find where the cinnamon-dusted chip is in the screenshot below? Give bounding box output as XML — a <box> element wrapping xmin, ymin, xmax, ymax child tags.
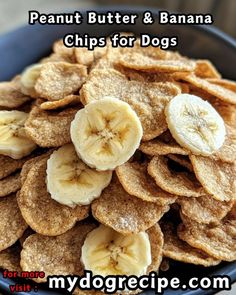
<box><xmin>75</xmin><ymin>47</ymin><xmax>107</xmax><ymax>67</ymax></box>
<box><xmin>176</xmin><ymin>73</ymin><xmax>236</xmax><ymax>104</ymax></box>
<box><xmin>0</xmin><ymin>243</ymin><xmax>22</xmax><ymax>273</ymax></box>
<box><xmin>35</xmin><ymin>62</ymin><xmax>87</xmax><ymax>101</ymax></box>
<box><xmin>208</xmin><ymin>98</ymin><xmax>236</xmax><ymax>126</ymax></box>
<box><xmin>81</xmin><ymin>69</ymin><xmax>181</xmax><ymax>140</ymax></box>
<box><xmin>118</xmin><ymin>51</ymin><xmax>195</xmax><ymax>73</ymax></box>
<box><xmin>25</xmin><ymin>102</ymin><xmax>79</xmax><ymax>147</ymax></box>
<box><xmin>195</xmin><ymin>60</ymin><xmax>221</xmax><ymax>79</ymax></box>
<box><xmin>207</xmin><ymin>78</ymin><xmax>236</xmax><ymax>92</ymax></box>
<box><xmin>0</xmin><ymin>194</ymin><xmax>27</xmax><ymax>251</ymax></box>
<box><xmin>190</xmin><ymin>155</ymin><xmax>236</xmax><ymax>202</ymax></box>
<box><xmin>19</xmin><ymin>227</ymin><xmax>34</xmax><ymax>246</ymax></box>
<box><xmin>20</xmin><ymin>152</ymin><xmax>53</xmax><ymax>184</ymax></box>
<box><xmin>0</xmin><ymin>172</ymin><xmax>21</xmax><ymax>197</ymax></box>
<box><xmin>178</xmin><ymin>208</ymin><xmax>236</xmax><ymax>261</ymax></box>
<box><xmin>167</xmin><ymin>155</ymin><xmax>193</xmax><ymax>172</ymax></box>
<box><xmin>148</xmin><ymin>156</ymin><xmax>204</xmax><ymax>197</ymax></box>
<box><xmin>212</xmin><ymin>125</ymin><xmax>236</xmax><ymax>163</ymax></box>
<box><xmin>17</xmin><ymin>156</ymin><xmax>89</xmax><ymax>236</ymax></box>
<box><xmin>178</xmin><ymin>195</ymin><xmax>233</xmax><ymax>224</ymax></box>
<box><xmin>0</xmin><ymin>78</ymin><xmax>31</xmax><ymax>109</ymax></box>
<box><xmin>0</xmin><ymin>155</ymin><xmax>29</xmax><ymax>180</ymax></box>
<box><xmin>92</xmin><ymin>176</ymin><xmax>169</xmax><ymax>234</ymax></box>
<box><xmin>20</xmin><ymin>222</ymin><xmax>96</xmax><ymax>283</ymax></box>
<box><xmin>52</xmin><ymin>39</ymin><xmax>76</xmax><ymax>62</ymax></box>
<box><xmin>140</xmin><ymin>131</ymin><xmax>189</xmax><ymax>156</ymax></box>
<box><xmin>162</xmin><ymin>221</ymin><xmax>220</xmax><ymax>266</ymax></box>
<box><xmin>116</xmin><ymin>161</ymin><xmax>177</xmax><ymax>205</ymax></box>
<box><xmin>73</xmin><ymin>224</ymin><xmax>163</xmax><ymax>295</ymax></box>
<box><xmin>40</xmin><ymin>95</ymin><xmax>80</xmax><ymax>110</ymax></box>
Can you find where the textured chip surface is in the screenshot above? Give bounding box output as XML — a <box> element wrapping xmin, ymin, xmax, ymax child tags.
<box><xmin>0</xmin><ymin>194</ymin><xmax>28</xmax><ymax>251</ymax></box>
<box><xmin>0</xmin><ymin>78</ymin><xmax>30</xmax><ymax>109</ymax></box>
<box><xmin>195</xmin><ymin>60</ymin><xmax>221</xmax><ymax>79</ymax></box>
<box><xmin>161</xmin><ymin>221</ymin><xmax>220</xmax><ymax>266</ymax></box>
<box><xmin>178</xmin><ymin>208</ymin><xmax>236</xmax><ymax>261</ymax></box>
<box><xmin>0</xmin><ymin>243</ymin><xmax>22</xmax><ymax>273</ymax></box>
<box><xmin>92</xmin><ymin>176</ymin><xmax>169</xmax><ymax>234</ymax></box>
<box><xmin>25</xmin><ymin>102</ymin><xmax>79</xmax><ymax>147</ymax></box>
<box><xmin>140</xmin><ymin>131</ymin><xmax>189</xmax><ymax>156</ymax></box>
<box><xmin>40</xmin><ymin>95</ymin><xmax>80</xmax><ymax>110</ymax></box>
<box><xmin>81</xmin><ymin>69</ymin><xmax>181</xmax><ymax>140</ymax></box>
<box><xmin>178</xmin><ymin>195</ymin><xmax>233</xmax><ymax>224</ymax></box>
<box><xmin>148</xmin><ymin>156</ymin><xmax>204</xmax><ymax>197</ymax></box>
<box><xmin>0</xmin><ymin>155</ymin><xmax>29</xmax><ymax>180</ymax></box>
<box><xmin>116</xmin><ymin>161</ymin><xmax>176</xmax><ymax>205</ymax></box>
<box><xmin>190</xmin><ymin>155</ymin><xmax>236</xmax><ymax>202</ymax></box>
<box><xmin>35</xmin><ymin>62</ymin><xmax>87</xmax><ymax>100</ymax></box>
<box><xmin>20</xmin><ymin>222</ymin><xmax>96</xmax><ymax>283</ymax></box>
<box><xmin>0</xmin><ymin>172</ymin><xmax>21</xmax><ymax>197</ymax></box>
<box><xmin>17</xmin><ymin>156</ymin><xmax>89</xmax><ymax>236</ymax></box>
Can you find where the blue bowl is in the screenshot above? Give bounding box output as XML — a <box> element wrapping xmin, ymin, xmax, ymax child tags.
<box><xmin>0</xmin><ymin>6</ymin><xmax>235</xmax><ymax>295</ymax></box>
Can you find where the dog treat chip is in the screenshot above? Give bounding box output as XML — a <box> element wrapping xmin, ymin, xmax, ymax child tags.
<box><xmin>195</xmin><ymin>60</ymin><xmax>221</xmax><ymax>79</ymax></box>
<box><xmin>190</xmin><ymin>155</ymin><xmax>236</xmax><ymax>202</ymax></box>
<box><xmin>0</xmin><ymin>194</ymin><xmax>27</xmax><ymax>251</ymax></box>
<box><xmin>40</xmin><ymin>95</ymin><xmax>80</xmax><ymax>110</ymax></box>
<box><xmin>148</xmin><ymin>156</ymin><xmax>204</xmax><ymax>197</ymax></box>
<box><xmin>178</xmin><ymin>195</ymin><xmax>233</xmax><ymax>224</ymax></box>
<box><xmin>162</xmin><ymin>221</ymin><xmax>221</xmax><ymax>266</ymax></box>
<box><xmin>25</xmin><ymin>102</ymin><xmax>79</xmax><ymax>147</ymax></box>
<box><xmin>178</xmin><ymin>207</ymin><xmax>236</xmax><ymax>261</ymax></box>
<box><xmin>17</xmin><ymin>156</ymin><xmax>89</xmax><ymax>236</ymax></box>
<box><xmin>0</xmin><ymin>172</ymin><xmax>21</xmax><ymax>197</ymax></box>
<box><xmin>20</xmin><ymin>222</ymin><xmax>96</xmax><ymax>283</ymax></box>
<box><xmin>81</xmin><ymin>69</ymin><xmax>181</xmax><ymax>140</ymax></box>
<box><xmin>0</xmin><ymin>243</ymin><xmax>22</xmax><ymax>273</ymax></box>
<box><xmin>116</xmin><ymin>161</ymin><xmax>177</xmax><ymax>205</ymax></box>
<box><xmin>92</xmin><ymin>176</ymin><xmax>169</xmax><ymax>234</ymax></box>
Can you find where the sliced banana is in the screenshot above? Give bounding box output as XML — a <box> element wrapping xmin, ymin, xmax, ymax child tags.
<box><xmin>81</xmin><ymin>224</ymin><xmax>152</xmax><ymax>276</ymax></box>
<box><xmin>20</xmin><ymin>63</ymin><xmax>42</xmax><ymax>95</ymax></box>
<box><xmin>0</xmin><ymin>111</ymin><xmax>37</xmax><ymax>159</ymax></box>
<box><xmin>165</xmin><ymin>94</ymin><xmax>226</xmax><ymax>156</ymax></box>
<box><xmin>70</xmin><ymin>97</ymin><xmax>143</xmax><ymax>171</ymax></box>
<box><xmin>46</xmin><ymin>144</ymin><xmax>112</xmax><ymax>207</ymax></box>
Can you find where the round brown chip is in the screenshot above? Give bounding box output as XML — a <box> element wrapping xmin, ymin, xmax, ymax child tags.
<box><xmin>148</xmin><ymin>156</ymin><xmax>204</xmax><ymax>197</ymax></box>
<box><xmin>0</xmin><ymin>172</ymin><xmax>21</xmax><ymax>197</ymax></box>
<box><xmin>52</xmin><ymin>39</ymin><xmax>76</xmax><ymax>63</ymax></box>
<box><xmin>177</xmin><ymin>195</ymin><xmax>233</xmax><ymax>224</ymax></box>
<box><xmin>209</xmin><ymin>98</ymin><xmax>236</xmax><ymax>127</ymax></box>
<box><xmin>81</xmin><ymin>69</ymin><xmax>181</xmax><ymax>140</ymax></box>
<box><xmin>0</xmin><ymin>194</ymin><xmax>28</xmax><ymax>251</ymax></box>
<box><xmin>92</xmin><ymin>176</ymin><xmax>169</xmax><ymax>234</ymax></box>
<box><xmin>116</xmin><ymin>161</ymin><xmax>176</xmax><ymax>205</ymax></box>
<box><xmin>40</xmin><ymin>95</ymin><xmax>80</xmax><ymax>110</ymax></box>
<box><xmin>25</xmin><ymin>102</ymin><xmax>79</xmax><ymax>147</ymax></box>
<box><xmin>0</xmin><ymin>78</ymin><xmax>31</xmax><ymax>109</ymax></box>
<box><xmin>140</xmin><ymin>131</ymin><xmax>189</xmax><ymax>156</ymax></box>
<box><xmin>161</xmin><ymin>221</ymin><xmax>220</xmax><ymax>266</ymax></box>
<box><xmin>176</xmin><ymin>73</ymin><xmax>236</xmax><ymax>105</ymax></box>
<box><xmin>212</xmin><ymin>124</ymin><xmax>236</xmax><ymax>163</ymax></box>
<box><xmin>75</xmin><ymin>47</ymin><xmax>107</xmax><ymax>67</ymax></box>
<box><xmin>0</xmin><ymin>243</ymin><xmax>22</xmax><ymax>273</ymax></box>
<box><xmin>0</xmin><ymin>155</ymin><xmax>29</xmax><ymax>180</ymax></box>
<box><xmin>17</xmin><ymin>156</ymin><xmax>89</xmax><ymax>236</ymax></box>
<box><xmin>167</xmin><ymin>155</ymin><xmax>193</xmax><ymax>172</ymax></box>
<box><xmin>118</xmin><ymin>52</ymin><xmax>195</xmax><ymax>73</ymax></box>
<box><xmin>195</xmin><ymin>60</ymin><xmax>221</xmax><ymax>79</ymax></box>
<box><xmin>190</xmin><ymin>155</ymin><xmax>236</xmax><ymax>202</ymax></box>
<box><xmin>34</xmin><ymin>62</ymin><xmax>87</xmax><ymax>101</ymax></box>
<box><xmin>20</xmin><ymin>222</ymin><xmax>96</xmax><ymax>283</ymax></box>
<box><xmin>177</xmin><ymin>209</ymin><xmax>236</xmax><ymax>261</ymax></box>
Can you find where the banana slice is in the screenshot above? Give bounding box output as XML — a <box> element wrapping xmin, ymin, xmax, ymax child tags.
<box><xmin>81</xmin><ymin>224</ymin><xmax>152</xmax><ymax>276</ymax></box>
<box><xmin>46</xmin><ymin>144</ymin><xmax>112</xmax><ymax>207</ymax></box>
<box><xmin>0</xmin><ymin>111</ymin><xmax>37</xmax><ymax>159</ymax></box>
<box><xmin>165</xmin><ymin>94</ymin><xmax>226</xmax><ymax>156</ymax></box>
<box><xmin>20</xmin><ymin>64</ymin><xmax>42</xmax><ymax>96</ymax></box>
<box><xmin>70</xmin><ymin>97</ymin><xmax>143</xmax><ymax>171</ymax></box>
